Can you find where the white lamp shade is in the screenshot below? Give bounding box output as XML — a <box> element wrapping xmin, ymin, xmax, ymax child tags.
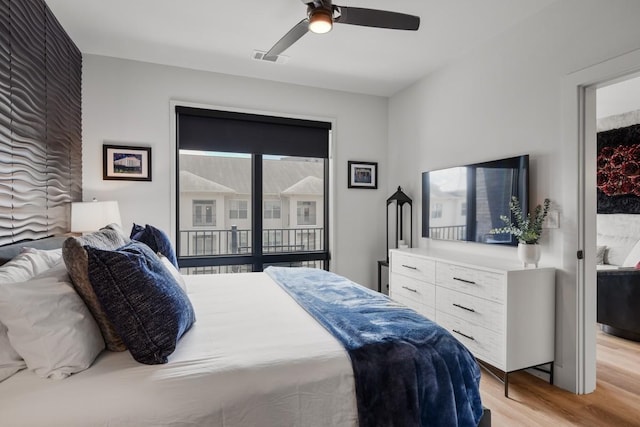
<box><xmin>71</xmin><ymin>201</ymin><xmax>122</xmax><ymax>233</ymax></box>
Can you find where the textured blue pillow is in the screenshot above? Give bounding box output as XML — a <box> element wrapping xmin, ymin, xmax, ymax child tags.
<box><xmin>130</xmin><ymin>223</ymin><xmax>178</xmax><ymax>268</ymax></box>
<box><xmin>85</xmin><ymin>242</ymin><xmax>195</xmax><ymax>365</ymax></box>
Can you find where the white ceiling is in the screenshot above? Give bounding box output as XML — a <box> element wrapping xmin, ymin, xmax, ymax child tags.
<box><xmin>45</xmin><ymin>0</ymin><xmax>559</xmax><ymax>97</ymax></box>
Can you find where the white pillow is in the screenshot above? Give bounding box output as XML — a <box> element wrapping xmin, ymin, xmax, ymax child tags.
<box><xmin>597</xmin><ymin>234</ymin><xmax>639</xmax><ymax>266</ymax></box>
<box><xmin>0</xmin><ymin>248</ymin><xmax>62</xmax><ymax>382</ymax></box>
<box><xmin>0</xmin><ymin>248</ymin><xmax>62</xmax><ymax>283</ymax></box>
<box><xmin>0</xmin><ymin>323</ymin><xmax>26</xmax><ymax>382</ymax></box>
<box><xmin>623</xmin><ymin>240</ymin><xmax>640</xmax><ymax>267</ymax></box>
<box><xmin>158</xmin><ymin>253</ymin><xmax>187</xmax><ymax>293</ymax></box>
<box><xmin>0</xmin><ymin>261</ymin><xmax>105</xmax><ymax>380</ymax></box>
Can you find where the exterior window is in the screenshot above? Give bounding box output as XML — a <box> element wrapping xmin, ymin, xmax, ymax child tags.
<box><xmin>229</xmin><ymin>200</ymin><xmax>248</xmax><ymax>219</ymax></box>
<box><xmin>461</xmin><ymin>202</ymin><xmax>467</xmax><ymax>216</ymax></box>
<box><xmin>432</xmin><ymin>203</ymin><xmax>443</xmax><ymax>219</ymax></box>
<box><xmin>297</xmin><ymin>201</ymin><xmax>316</xmax><ymax>225</ymax></box>
<box><xmin>193</xmin><ymin>200</ymin><xmax>215</xmax><ymax>226</ymax></box>
<box><xmin>176</xmin><ymin>106</ymin><xmax>330</xmax><ymax>274</ymax></box>
<box><xmin>264</xmin><ymin>200</ymin><xmax>281</xmax><ymax>219</ymax></box>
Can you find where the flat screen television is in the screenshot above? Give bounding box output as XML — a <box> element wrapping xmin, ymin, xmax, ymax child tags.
<box><xmin>421</xmin><ymin>155</ymin><xmax>529</xmax><ymax>246</ymax></box>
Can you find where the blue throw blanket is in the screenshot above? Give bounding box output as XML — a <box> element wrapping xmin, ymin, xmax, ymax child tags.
<box><xmin>265</xmin><ymin>267</ymin><xmax>483</xmax><ymax>427</ymax></box>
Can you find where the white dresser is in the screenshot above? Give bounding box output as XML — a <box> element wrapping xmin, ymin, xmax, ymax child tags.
<box><xmin>389</xmin><ymin>248</ymin><xmax>555</xmax><ymax>396</ymax></box>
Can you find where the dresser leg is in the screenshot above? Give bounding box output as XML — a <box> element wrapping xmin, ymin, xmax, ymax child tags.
<box><xmin>504</xmin><ymin>371</ymin><xmax>509</xmax><ymax>397</ymax></box>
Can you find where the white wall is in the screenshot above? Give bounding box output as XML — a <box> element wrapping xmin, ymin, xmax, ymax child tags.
<box><xmin>597</xmin><ymin>74</ymin><xmax>640</xmax><ymax>118</ymax></box>
<box><xmin>82</xmin><ymin>55</ymin><xmax>388</xmax><ymax>287</ymax></box>
<box><xmin>388</xmin><ymin>0</ymin><xmax>640</xmax><ymax>393</ymax></box>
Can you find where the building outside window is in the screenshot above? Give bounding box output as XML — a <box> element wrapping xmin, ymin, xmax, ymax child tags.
<box><xmin>432</xmin><ymin>203</ymin><xmax>443</xmax><ymax>219</ymax></box>
<box><xmin>297</xmin><ymin>201</ymin><xmax>316</xmax><ymax>225</ymax></box>
<box><xmin>193</xmin><ymin>200</ymin><xmax>215</xmax><ymax>226</ymax></box>
<box><xmin>461</xmin><ymin>202</ymin><xmax>467</xmax><ymax>216</ymax></box>
<box><xmin>229</xmin><ymin>200</ymin><xmax>248</xmax><ymax>219</ymax></box>
<box><xmin>264</xmin><ymin>200</ymin><xmax>281</xmax><ymax>219</ymax></box>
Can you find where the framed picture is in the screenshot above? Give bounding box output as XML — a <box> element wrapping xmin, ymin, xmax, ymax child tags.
<box><xmin>103</xmin><ymin>144</ymin><xmax>152</xmax><ymax>181</ymax></box>
<box><xmin>348</xmin><ymin>161</ymin><xmax>378</xmax><ymax>189</ymax></box>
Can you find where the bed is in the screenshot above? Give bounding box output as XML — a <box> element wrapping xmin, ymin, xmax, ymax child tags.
<box><xmin>0</xmin><ymin>234</ymin><xmax>489</xmax><ymax>426</ymax></box>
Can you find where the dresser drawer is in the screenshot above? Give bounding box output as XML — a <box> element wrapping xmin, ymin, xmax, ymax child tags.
<box><xmin>393</xmin><ymin>293</ymin><xmax>436</xmax><ymax>320</ymax></box>
<box><xmin>391</xmin><ymin>252</ymin><xmax>436</xmax><ymax>283</ymax></box>
<box><xmin>436</xmin><ymin>287</ymin><xmax>504</xmax><ymax>334</ymax></box>
<box><xmin>390</xmin><ymin>273</ymin><xmax>435</xmax><ymax>307</ymax></box>
<box><xmin>436</xmin><ymin>310</ymin><xmax>505</xmax><ymax>368</ymax></box>
<box><xmin>436</xmin><ymin>262</ymin><xmax>505</xmax><ymax>303</ymax></box>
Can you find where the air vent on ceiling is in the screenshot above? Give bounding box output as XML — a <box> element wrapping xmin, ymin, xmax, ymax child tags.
<box><xmin>252</xmin><ymin>50</ymin><xmax>289</xmax><ymax>64</ymax></box>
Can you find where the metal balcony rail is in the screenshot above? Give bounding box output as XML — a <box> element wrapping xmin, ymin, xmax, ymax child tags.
<box><xmin>429</xmin><ymin>225</ymin><xmax>466</xmax><ymax>240</ymax></box>
<box><xmin>180</xmin><ymin>226</ymin><xmax>324</xmax><ymax>256</ymax></box>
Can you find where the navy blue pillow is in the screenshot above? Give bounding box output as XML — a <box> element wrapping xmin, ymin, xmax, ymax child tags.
<box><xmin>130</xmin><ymin>223</ymin><xmax>178</xmax><ymax>268</ymax></box>
<box><xmin>85</xmin><ymin>241</ymin><xmax>195</xmax><ymax>365</ymax></box>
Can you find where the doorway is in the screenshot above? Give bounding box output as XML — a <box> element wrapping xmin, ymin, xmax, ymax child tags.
<box><xmin>567</xmin><ymin>47</ymin><xmax>640</xmax><ymax>394</ymax></box>
<box><xmin>594</xmin><ymin>75</ymin><xmax>640</xmax><ymax>385</ymax></box>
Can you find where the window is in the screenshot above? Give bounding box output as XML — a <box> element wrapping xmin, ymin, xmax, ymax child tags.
<box><xmin>432</xmin><ymin>203</ymin><xmax>443</xmax><ymax>219</ymax></box>
<box><xmin>229</xmin><ymin>200</ymin><xmax>248</xmax><ymax>219</ymax></box>
<box><xmin>461</xmin><ymin>202</ymin><xmax>467</xmax><ymax>216</ymax></box>
<box><xmin>176</xmin><ymin>106</ymin><xmax>330</xmax><ymax>273</ymax></box>
<box><xmin>297</xmin><ymin>201</ymin><xmax>316</xmax><ymax>225</ymax></box>
<box><xmin>264</xmin><ymin>200</ymin><xmax>281</xmax><ymax>219</ymax></box>
<box><xmin>193</xmin><ymin>200</ymin><xmax>215</xmax><ymax>226</ymax></box>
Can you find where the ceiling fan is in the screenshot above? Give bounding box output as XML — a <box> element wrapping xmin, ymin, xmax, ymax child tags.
<box><xmin>264</xmin><ymin>0</ymin><xmax>420</xmax><ymax>59</ymax></box>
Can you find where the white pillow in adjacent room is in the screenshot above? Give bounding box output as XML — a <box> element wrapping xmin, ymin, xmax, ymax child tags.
<box><xmin>622</xmin><ymin>240</ymin><xmax>640</xmax><ymax>267</ymax></box>
<box><xmin>0</xmin><ymin>261</ymin><xmax>105</xmax><ymax>380</ymax></box>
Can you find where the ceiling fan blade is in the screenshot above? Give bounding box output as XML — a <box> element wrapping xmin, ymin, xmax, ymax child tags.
<box><xmin>265</xmin><ymin>19</ymin><xmax>309</xmax><ymax>58</ymax></box>
<box><xmin>334</xmin><ymin>6</ymin><xmax>420</xmax><ymax>30</ymax></box>
<box><xmin>300</xmin><ymin>0</ymin><xmax>329</xmax><ymax>7</ymax></box>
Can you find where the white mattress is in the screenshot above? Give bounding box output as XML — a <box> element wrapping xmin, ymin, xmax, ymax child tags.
<box><xmin>0</xmin><ymin>272</ymin><xmax>358</xmax><ymax>426</ymax></box>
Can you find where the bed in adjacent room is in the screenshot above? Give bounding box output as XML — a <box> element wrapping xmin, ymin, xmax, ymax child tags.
<box><xmin>0</xmin><ymin>234</ymin><xmax>489</xmax><ymax>427</ymax></box>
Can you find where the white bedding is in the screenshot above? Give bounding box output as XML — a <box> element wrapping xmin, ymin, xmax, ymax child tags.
<box><xmin>0</xmin><ymin>273</ymin><xmax>358</xmax><ymax>426</ymax></box>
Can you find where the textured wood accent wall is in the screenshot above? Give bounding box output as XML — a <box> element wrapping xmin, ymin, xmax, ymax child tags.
<box><xmin>0</xmin><ymin>0</ymin><xmax>82</xmax><ymax>245</ymax></box>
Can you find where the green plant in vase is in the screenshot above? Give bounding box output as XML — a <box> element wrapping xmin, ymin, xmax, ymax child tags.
<box><xmin>491</xmin><ymin>196</ymin><xmax>551</xmax><ymax>267</ymax></box>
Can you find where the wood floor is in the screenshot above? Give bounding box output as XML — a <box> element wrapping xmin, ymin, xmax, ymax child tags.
<box><xmin>479</xmin><ymin>329</ymin><xmax>640</xmax><ymax>426</ymax></box>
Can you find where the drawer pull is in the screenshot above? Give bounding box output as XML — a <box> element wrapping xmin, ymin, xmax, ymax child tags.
<box><xmin>402</xmin><ymin>286</ymin><xmax>418</xmax><ymax>293</ymax></box>
<box><xmin>453</xmin><ymin>303</ymin><xmax>476</xmax><ymax>313</ymax></box>
<box><xmin>452</xmin><ymin>329</ymin><xmax>475</xmax><ymax>341</ymax></box>
<box><xmin>402</xmin><ymin>264</ymin><xmax>418</xmax><ymax>270</ymax></box>
<box><xmin>453</xmin><ymin>277</ymin><xmax>476</xmax><ymax>285</ymax></box>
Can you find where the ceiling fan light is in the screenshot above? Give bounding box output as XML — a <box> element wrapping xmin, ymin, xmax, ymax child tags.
<box><xmin>308</xmin><ymin>9</ymin><xmax>333</xmax><ymax>34</ymax></box>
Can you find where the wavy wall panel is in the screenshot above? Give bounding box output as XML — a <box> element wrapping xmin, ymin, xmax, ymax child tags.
<box><xmin>0</xmin><ymin>0</ymin><xmax>82</xmax><ymax>245</ymax></box>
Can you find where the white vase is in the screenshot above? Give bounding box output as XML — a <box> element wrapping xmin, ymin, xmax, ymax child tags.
<box><xmin>517</xmin><ymin>243</ymin><xmax>541</xmax><ymax>268</ymax></box>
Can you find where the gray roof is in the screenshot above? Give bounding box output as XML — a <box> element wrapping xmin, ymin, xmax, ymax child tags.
<box><xmin>180</xmin><ymin>170</ymin><xmax>236</xmax><ymax>193</ymax></box>
<box><xmin>282</xmin><ymin>176</ymin><xmax>323</xmax><ymax>196</ymax></box>
<box><xmin>180</xmin><ymin>154</ymin><xmax>323</xmax><ymax>196</ymax></box>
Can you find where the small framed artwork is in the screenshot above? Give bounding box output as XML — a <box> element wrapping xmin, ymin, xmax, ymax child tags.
<box><xmin>348</xmin><ymin>161</ymin><xmax>378</xmax><ymax>189</ymax></box>
<box><xmin>103</xmin><ymin>144</ymin><xmax>152</xmax><ymax>181</ymax></box>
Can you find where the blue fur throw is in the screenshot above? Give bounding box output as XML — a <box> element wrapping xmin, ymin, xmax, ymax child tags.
<box><xmin>265</xmin><ymin>267</ymin><xmax>483</xmax><ymax>427</ymax></box>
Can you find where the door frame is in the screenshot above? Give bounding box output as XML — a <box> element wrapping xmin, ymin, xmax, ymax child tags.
<box><xmin>563</xmin><ymin>47</ymin><xmax>640</xmax><ymax>393</ymax></box>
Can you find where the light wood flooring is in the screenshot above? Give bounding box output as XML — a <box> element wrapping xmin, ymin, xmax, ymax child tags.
<box><xmin>479</xmin><ymin>329</ymin><xmax>640</xmax><ymax>426</ymax></box>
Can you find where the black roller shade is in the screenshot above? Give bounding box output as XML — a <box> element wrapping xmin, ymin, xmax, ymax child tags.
<box><xmin>176</xmin><ymin>106</ymin><xmax>330</xmax><ymax>158</ymax></box>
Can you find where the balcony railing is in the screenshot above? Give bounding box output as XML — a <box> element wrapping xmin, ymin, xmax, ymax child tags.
<box><xmin>429</xmin><ymin>225</ymin><xmax>466</xmax><ymax>241</ymax></box>
<box><xmin>179</xmin><ymin>227</ymin><xmax>324</xmax><ymax>257</ymax></box>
